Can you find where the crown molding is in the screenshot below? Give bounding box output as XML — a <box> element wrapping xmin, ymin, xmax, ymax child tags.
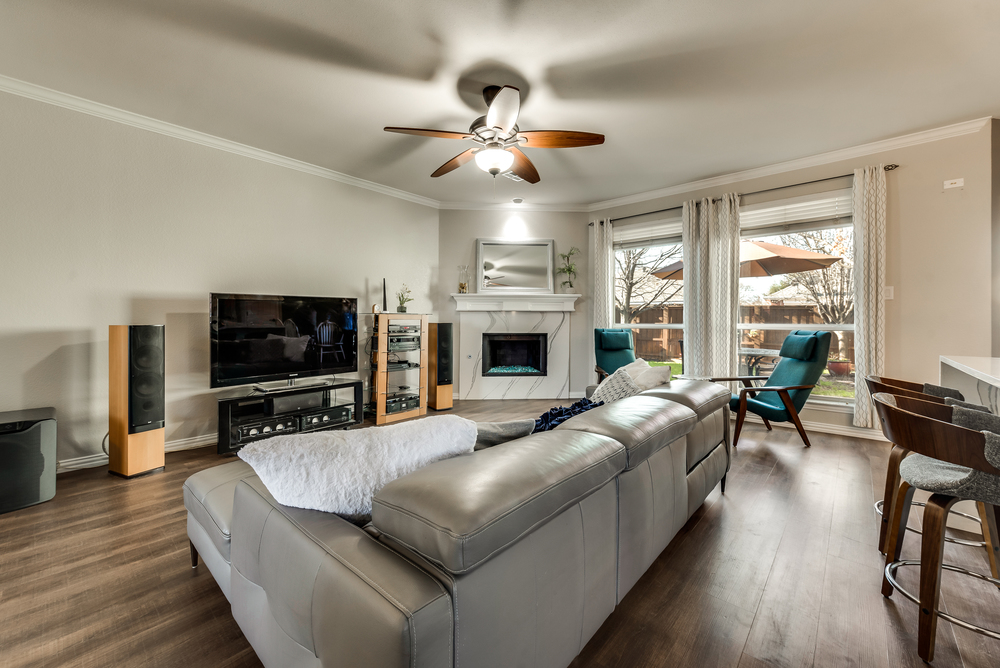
<box><xmin>1</xmin><ymin>73</ymin><xmax>989</xmax><ymax>216</ymax></box>
<box><xmin>585</xmin><ymin>116</ymin><xmax>993</xmax><ymax>212</ymax></box>
<box><xmin>438</xmin><ymin>201</ymin><xmax>588</xmax><ymax>213</ymax></box>
<box><xmin>0</xmin><ymin>73</ymin><xmax>440</xmax><ymax>209</ymax></box>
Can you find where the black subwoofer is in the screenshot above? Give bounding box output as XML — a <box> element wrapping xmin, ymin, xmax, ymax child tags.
<box><xmin>0</xmin><ymin>407</ymin><xmax>57</xmax><ymax>514</ymax></box>
<box><xmin>128</xmin><ymin>325</ymin><xmax>165</xmax><ymax>433</ymax></box>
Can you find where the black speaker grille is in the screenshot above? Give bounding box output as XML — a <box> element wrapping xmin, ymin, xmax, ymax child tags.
<box><xmin>437</xmin><ymin>323</ymin><xmax>453</xmax><ymax>385</ymax></box>
<box><xmin>129</xmin><ymin>325</ymin><xmax>165</xmax><ymax>432</ymax></box>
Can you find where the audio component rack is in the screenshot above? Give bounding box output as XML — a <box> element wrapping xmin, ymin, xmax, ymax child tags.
<box><xmin>371</xmin><ymin>313</ymin><xmax>429</xmax><ymax>425</ymax></box>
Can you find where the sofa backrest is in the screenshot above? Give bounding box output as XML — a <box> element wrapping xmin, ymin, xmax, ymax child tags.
<box><xmin>371</xmin><ymin>430</ymin><xmax>626</xmax><ymax>574</ymax></box>
<box><xmin>555</xmin><ymin>395</ymin><xmax>697</xmax><ymax>470</ymax></box>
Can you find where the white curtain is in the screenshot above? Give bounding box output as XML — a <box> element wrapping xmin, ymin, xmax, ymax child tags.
<box><xmin>682</xmin><ymin>194</ymin><xmax>741</xmax><ymax>377</ymax></box>
<box><xmin>852</xmin><ymin>165</ymin><xmax>887</xmax><ymax>428</ymax></box>
<box><xmin>591</xmin><ymin>219</ymin><xmax>614</xmax><ymax>329</ymax></box>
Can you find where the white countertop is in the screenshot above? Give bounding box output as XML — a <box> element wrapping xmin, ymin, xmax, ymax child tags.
<box><xmin>939</xmin><ymin>356</ymin><xmax>1000</xmax><ymax>388</ymax></box>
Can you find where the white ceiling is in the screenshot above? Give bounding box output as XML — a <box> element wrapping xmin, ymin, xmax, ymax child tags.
<box><xmin>1</xmin><ymin>0</ymin><xmax>998</xmax><ymax>207</ymax></box>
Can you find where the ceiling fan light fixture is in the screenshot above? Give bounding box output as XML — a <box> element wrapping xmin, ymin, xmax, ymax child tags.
<box><xmin>475</xmin><ymin>146</ymin><xmax>514</xmax><ymax>176</ymax></box>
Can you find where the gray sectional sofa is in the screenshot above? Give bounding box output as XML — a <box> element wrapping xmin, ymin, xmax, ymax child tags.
<box><xmin>183</xmin><ymin>379</ymin><xmax>731</xmax><ymax>668</ymax></box>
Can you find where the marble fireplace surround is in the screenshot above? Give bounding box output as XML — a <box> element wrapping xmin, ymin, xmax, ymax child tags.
<box><xmin>452</xmin><ymin>293</ymin><xmax>581</xmax><ymax>400</ymax></box>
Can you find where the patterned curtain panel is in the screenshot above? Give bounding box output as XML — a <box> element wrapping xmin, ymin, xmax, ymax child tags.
<box><xmin>852</xmin><ymin>165</ymin><xmax>887</xmax><ymax>428</ymax></box>
<box><xmin>682</xmin><ymin>194</ymin><xmax>741</xmax><ymax>377</ymax></box>
<box><xmin>590</xmin><ymin>219</ymin><xmax>614</xmax><ymax>329</ymax></box>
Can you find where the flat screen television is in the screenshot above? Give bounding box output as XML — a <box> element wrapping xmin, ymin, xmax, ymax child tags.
<box><xmin>210</xmin><ymin>293</ymin><xmax>358</xmax><ymax>388</ymax></box>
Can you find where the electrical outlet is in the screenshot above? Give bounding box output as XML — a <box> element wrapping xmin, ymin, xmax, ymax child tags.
<box><xmin>944</xmin><ymin>178</ymin><xmax>964</xmax><ymax>189</ymax></box>
<box><xmin>885</xmin><ymin>286</ymin><xmax>894</xmax><ymax>300</ymax></box>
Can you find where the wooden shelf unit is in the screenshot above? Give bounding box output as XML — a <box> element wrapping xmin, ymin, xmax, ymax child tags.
<box><xmin>371</xmin><ymin>313</ymin><xmax>429</xmax><ymax>425</ymax></box>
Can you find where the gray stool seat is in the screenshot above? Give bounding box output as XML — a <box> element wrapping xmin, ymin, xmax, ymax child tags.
<box><xmin>899</xmin><ymin>454</ymin><xmax>1000</xmax><ymax>506</ymax></box>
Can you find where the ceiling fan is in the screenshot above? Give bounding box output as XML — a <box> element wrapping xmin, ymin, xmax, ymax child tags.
<box><xmin>384</xmin><ymin>85</ymin><xmax>604</xmax><ymax>184</ymax></box>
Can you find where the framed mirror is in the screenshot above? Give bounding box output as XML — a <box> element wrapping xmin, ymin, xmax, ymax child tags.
<box><xmin>476</xmin><ymin>238</ymin><xmax>555</xmax><ymax>294</ymax></box>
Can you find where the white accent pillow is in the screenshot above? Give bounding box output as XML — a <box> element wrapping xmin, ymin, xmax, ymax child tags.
<box><xmin>591</xmin><ymin>367</ymin><xmax>644</xmax><ymax>404</ymax></box>
<box><xmin>621</xmin><ymin>358</ymin><xmax>652</xmax><ymax>380</ymax></box>
<box><xmin>238</xmin><ymin>415</ymin><xmax>476</xmax><ymax>519</ymax></box>
<box><xmin>633</xmin><ymin>365</ymin><xmax>673</xmax><ymax>390</ymax></box>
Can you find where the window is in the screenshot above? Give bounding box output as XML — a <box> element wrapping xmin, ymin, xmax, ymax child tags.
<box><xmin>738</xmin><ymin>189</ymin><xmax>855</xmax><ymax>402</ymax></box>
<box><xmin>613</xmin><ymin>215</ymin><xmax>684</xmax><ymax>376</ymax></box>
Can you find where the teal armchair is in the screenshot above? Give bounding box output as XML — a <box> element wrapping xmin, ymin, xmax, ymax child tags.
<box><xmin>715</xmin><ymin>330</ymin><xmax>832</xmax><ymax>448</ymax></box>
<box><xmin>594</xmin><ymin>328</ymin><xmax>636</xmax><ymax>382</ymax></box>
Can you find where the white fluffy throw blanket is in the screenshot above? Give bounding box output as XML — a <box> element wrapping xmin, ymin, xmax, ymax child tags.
<box><xmin>238</xmin><ymin>415</ymin><xmax>477</xmax><ymax>518</ymax></box>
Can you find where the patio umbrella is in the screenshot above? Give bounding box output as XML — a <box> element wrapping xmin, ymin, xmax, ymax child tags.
<box><xmin>651</xmin><ymin>240</ymin><xmax>842</xmax><ymax>280</ymax></box>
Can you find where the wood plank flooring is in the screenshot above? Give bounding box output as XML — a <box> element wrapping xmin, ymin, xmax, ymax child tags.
<box><xmin>1</xmin><ymin>401</ymin><xmax>998</xmax><ymax>667</ymax></box>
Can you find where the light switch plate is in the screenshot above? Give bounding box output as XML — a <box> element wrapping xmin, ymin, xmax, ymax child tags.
<box><xmin>944</xmin><ymin>178</ymin><xmax>964</xmax><ymax>189</ymax></box>
<box><xmin>885</xmin><ymin>286</ymin><xmax>894</xmax><ymax>300</ymax></box>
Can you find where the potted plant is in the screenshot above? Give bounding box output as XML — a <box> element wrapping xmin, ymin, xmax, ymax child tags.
<box><xmin>555</xmin><ymin>247</ymin><xmax>581</xmax><ymax>290</ymax></box>
<box><xmin>396</xmin><ymin>284</ymin><xmax>414</xmax><ymax>313</ymax></box>
<box><xmin>827</xmin><ymin>358</ymin><xmax>851</xmax><ymax>377</ymax></box>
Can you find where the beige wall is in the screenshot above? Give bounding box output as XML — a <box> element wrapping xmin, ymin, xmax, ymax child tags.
<box><xmin>591</xmin><ymin>124</ymin><xmax>994</xmax><ymax>427</ymax></box>
<box><xmin>437</xmin><ymin>209</ymin><xmax>592</xmax><ymax>396</ymax></box>
<box><xmin>0</xmin><ymin>91</ymin><xmax>439</xmax><ymax>465</ymax></box>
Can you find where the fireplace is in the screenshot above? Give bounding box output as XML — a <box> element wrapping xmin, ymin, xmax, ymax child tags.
<box><xmin>482</xmin><ymin>333</ymin><xmax>548</xmax><ymax>377</ymax></box>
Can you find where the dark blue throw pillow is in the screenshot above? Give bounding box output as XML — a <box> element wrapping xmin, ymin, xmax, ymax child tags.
<box><xmin>533</xmin><ymin>398</ymin><xmax>605</xmax><ymax>433</ymax></box>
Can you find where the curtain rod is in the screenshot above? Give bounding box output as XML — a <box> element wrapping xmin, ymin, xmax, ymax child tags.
<box><xmin>592</xmin><ymin>164</ymin><xmax>898</xmax><ymax>225</ymax></box>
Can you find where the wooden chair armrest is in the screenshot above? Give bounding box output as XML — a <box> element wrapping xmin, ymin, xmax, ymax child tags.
<box><xmin>595</xmin><ymin>365</ymin><xmax>609</xmax><ymax>382</ymax></box>
<box><xmin>738</xmin><ymin>384</ymin><xmax>814</xmax><ymax>396</ymax></box>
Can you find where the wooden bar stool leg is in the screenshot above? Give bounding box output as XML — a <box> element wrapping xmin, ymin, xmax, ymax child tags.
<box><xmin>918</xmin><ymin>494</ymin><xmax>959</xmax><ymax>663</ymax></box>
<box><xmin>977</xmin><ymin>502</ymin><xmax>1000</xmax><ymax>582</ymax></box>
<box><xmin>882</xmin><ymin>481</ymin><xmax>915</xmax><ymax>597</ymax></box>
<box><xmin>879</xmin><ymin>446</ymin><xmax>908</xmax><ymax>554</ymax></box>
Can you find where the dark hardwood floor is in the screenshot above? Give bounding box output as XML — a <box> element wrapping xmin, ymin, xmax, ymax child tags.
<box><xmin>2</xmin><ymin>401</ymin><xmax>998</xmax><ymax>667</ymax></box>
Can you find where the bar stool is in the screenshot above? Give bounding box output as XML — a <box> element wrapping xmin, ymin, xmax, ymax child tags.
<box><xmin>864</xmin><ymin>376</ymin><xmax>988</xmax><ymax>553</ymax></box>
<box><xmin>872</xmin><ymin>392</ymin><xmax>1000</xmax><ymax>662</ymax></box>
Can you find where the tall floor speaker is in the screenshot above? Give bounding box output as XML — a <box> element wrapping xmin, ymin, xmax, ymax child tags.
<box><xmin>109</xmin><ymin>325</ymin><xmax>165</xmax><ymax>478</ymax></box>
<box><xmin>428</xmin><ymin>323</ymin><xmax>453</xmax><ymax>411</ymax></box>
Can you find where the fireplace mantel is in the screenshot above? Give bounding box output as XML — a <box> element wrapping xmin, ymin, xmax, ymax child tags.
<box><xmin>451</xmin><ymin>293</ymin><xmax>580</xmax><ymax>313</ymax></box>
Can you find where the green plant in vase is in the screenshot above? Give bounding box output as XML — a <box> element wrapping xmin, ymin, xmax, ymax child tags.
<box><xmin>556</xmin><ymin>247</ymin><xmax>581</xmax><ymax>289</ymax></box>
<box><xmin>396</xmin><ymin>284</ymin><xmax>414</xmax><ymax>312</ymax></box>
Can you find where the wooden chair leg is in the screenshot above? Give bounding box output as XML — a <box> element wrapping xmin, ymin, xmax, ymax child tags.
<box><xmin>977</xmin><ymin>502</ymin><xmax>1000</xmax><ymax>581</ymax></box>
<box><xmin>761</xmin><ymin>417</ymin><xmax>772</xmax><ymax>431</ymax></box>
<box><xmin>776</xmin><ymin>390</ymin><xmax>810</xmax><ymax>447</ymax></box>
<box><xmin>732</xmin><ymin>396</ymin><xmax>748</xmax><ymax>448</ymax></box>
<box><xmin>882</xmin><ymin>481</ymin><xmax>915</xmax><ymax>597</ymax></box>
<box><xmin>918</xmin><ymin>494</ymin><xmax>959</xmax><ymax>663</ymax></box>
<box><xmin>721</xmin><ymin>474</ymin><xmax>726</xmax><ymax>494</ymax></box>
<box><xmin>190</xmin><ymin>540</ymin><xmax>199</xmax><ymax>569</ymax></box>
<box><xmin>879</xmin><ymin>446</ymin><xmax>909</xmax><ymax>554</ymax></box>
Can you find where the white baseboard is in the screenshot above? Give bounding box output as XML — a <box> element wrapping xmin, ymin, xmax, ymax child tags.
<box><xmin>56</xmin><ymin>433</ymin><xmax>216</xmax><ymax>473</ymax></box>
<box><xmin>738</xmin><ymin>413</ymin><xmax>886</xmax><ymax>442</ymax></box>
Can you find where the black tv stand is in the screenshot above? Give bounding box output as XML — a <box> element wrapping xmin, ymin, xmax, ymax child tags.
<box><xmin>217</xmin><ymin>380</ymin><xmax>363</xmax><ymax>454</ymax></box>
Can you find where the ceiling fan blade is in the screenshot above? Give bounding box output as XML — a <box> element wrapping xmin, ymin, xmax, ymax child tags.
<box><xmin>431</xmin><ymin>148</ymin><xmax>477</xmax><ymax>177</ymax></box>
<box><xmin>486</xmin><ymin>86</ymin><xmax>520</xmax><ymax>133</ymax></box>
<box><xmin>385</xmin><ymin>127</ymin><xmax>472</xmax><ymax>140</ymax></box>
<box><xmin>518</xmin><ymin>130</ymin><xmax>605</xmax><ymax>148</ymax></box>
<box><xmin>508</xmin><ymin>147</ymin><xmax>540</xmax><ymax>184</ymax></box>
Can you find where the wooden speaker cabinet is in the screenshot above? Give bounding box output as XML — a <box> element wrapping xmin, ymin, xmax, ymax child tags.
<box><xmin>428</xmin><ymin>323</ymin><xmax>453</xmax><ymax>411</ymax></box>
<box><xmin>108</xmin><ymin>325</ymin><xmax>165</xmax><ymax>478</ymax></box>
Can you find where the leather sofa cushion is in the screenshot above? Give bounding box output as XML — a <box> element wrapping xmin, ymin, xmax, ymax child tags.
<box><xmin>556</xmin><ymin>395</ymin><xmax>697</xmax><ymax>470</ymax></box>
<box><xmin>640</xmin><ymin>379</ymin><xmax>730</xmax><ymax>420</ymax></box>
<box><xmin>371</xmin><ymin>430</ymin><xmax>625</xmax><ymax>574</ymax></box>
<box><xmin>183</xmin><ymin>459</ymin><xmax>257</xmax><ymax>562</ymax></box>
